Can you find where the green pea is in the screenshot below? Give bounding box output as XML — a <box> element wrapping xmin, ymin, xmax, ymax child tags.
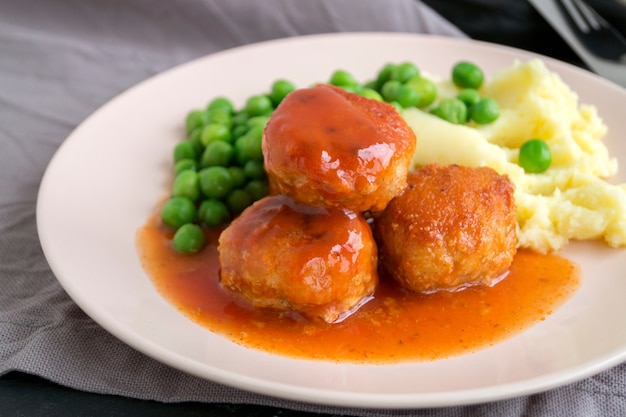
<box><xmin>207</xmin><ymin>97</ymin><xmax>234</xmax><ymax>115</ymax></box>
<box><xmin>452</xmin><ymin>61</ymin><xmax>484</xmax><ymax>89</ymax></box>
<box><xmin>363</xmin><ymin>80</ymin><xmax>377</xmax><ymax>90</ymax></box>
<box><xmin>206</xmin><ymin>108</ymin><xmax>232</xmax><ymax>127</ymax></box>
<box><xmin>174</xmin><ymin>159</ymin><xmax>199</xmax><ymax>176</ymax></box>
<box><xmin>456</xmin><ymin>88</ymin><xmax>481</xmax><ymax>107</ymax></box>
<box><xmin>188</xmin><ymin>127</ymin><xmax>204</xmax><ymax>152</ymax></box>
<box><xmin>227</xmin><ymin>166</ymin><xmax>247</xmax><ymax>188</ymax></box>
<box><xmin>245</xmin><ymin>179</ymin><xmax>269</xmax><ymax>201</ymax></box>
<box><xmin>329</xmin><ymin>69</ymin><xmax>359</xmax><ymax>87</ymax></box>
<box><xmin>243</xmin><ymin>159</ymin><xmax>266</xmax><ymax>180</ymax></box>
<box><xmin>359</xmin><ymin>88</ymin><xmax>383</xmax><ymax>101</ymax></box>
<box><xmin>200</xmin><ymin>123</ymin><xmax>232</xmax><ymax>146</ymax></box>
<box><xmin>391</xmin><ymin>62</ymin><xmax>419</xmax><ymax>83</ymax></box>
<box><xmin>245</xmin><ymin>95</ymin><xmax>273</xmax><ymax>116</ymax></box>
<box><xmin>232</xmin><ymin>124</ymin><xmax>249</xmax><ymax>140</ymax></box>
<box><xmin>231</xmin><ymin>111</ymin><xmax>249</xmax><ymax>128</ymax></box>
<box><xmin>406</xmin><ymin>76</ymin><xmax>437</xmax><ymax>108</ymax></box>
<box><xmin>201</xmin><ymin>140</ymin><xmax>235</xmax><ymax>167</ymax></box>
<box><xmin>241</xmin><ymin>126</ymin><xmax>264</xmax><ymax>162</ymax></box>
<box><xmin>388</xmin><ymin>101</ymin><xmax>403</xmax><ymax>112</ymax></box>
<box><xmin>395</xmin><ymin>85</ymin><xmax>420</xmax><ymax>108</ymax></box>
<box><xmin>173</xmin><ymin>140</ymin><xmax>198</xmax><ymax>163</ymax></box>
<box><xmin>199</xmin><ymin>199</ymin><xmax>230</xmax><ymax>227</ymax></box>
<box><xmin>270</xmin><ymin>79</ymin><xmax>296</xmax><ymax>106</ymax></box>
<box><xmin>234</xmin><ymin>136</ymin><xmax>250</xmax><ymax>166</ymax></box>
<box><xmin>375</xmin><ymin>63</ymin><xmax>396</xmax><ymax>90</ymax></box>
<box><xmin>519</xmin><ymin>139</ymin><xmax>552</xmax><ymax>173</ymax></box>
<box><xmin>199</xmin><ymin>166</ymin><xmax>235</xmax><ymax>199</ymax></box>
<box><xmin>430</xmin><ymin>98</ymin><xmax>468</xmax><ymax>124</ymax></box>
<box><xmin>185</xmin><ymin>110</ymin><xmax>209</xmax><ymax>134</ymax></box>
<box><xmin>172</xmin><ymin>170</ymin><xmax>201</xmax><ymax>201</ymax></box>
<box><xmin>380</xmin><ymin>80</ymin><xmax>402</xmax><ymax>102</ymax></box>
<box><xmin>226</xmin><ymin>189</ymin><xmax>254</xmax><ymax>214</ymax></box>
<box><xmin>246</xmin><ymin>115</ymin><xmax>270</xmax><ymax>129</ymax></box>
<box><xmin>197</xmin><ymin>199</ymin><xmax>210</xmax><ymax>220</ymax></box>
<box><xmin>172</xmin><ymin>223</ymin><xmax>206</xmax><ymax>253</ymax></box>
<box><xmin>469</xmin><ymin>97</ymin><xmax>500</xmax><ymax>124</ymax></box>
<box><xmin>161</xmin><ymin>197</ymin><xmax>196</xmax><ymax>228</ymax></box>
<box><xmin>339</xmin><ymin>84</ymin><xmax>362</xmax><ymax>94</ymax></box>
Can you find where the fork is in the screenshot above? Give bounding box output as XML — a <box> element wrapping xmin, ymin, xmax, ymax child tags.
<box><xmin>556</xmin><ymin>0</ymin><xmax>626</xmax><ymax>62</ymax></box>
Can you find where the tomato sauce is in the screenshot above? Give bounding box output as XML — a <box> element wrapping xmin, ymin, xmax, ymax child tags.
<box><xmin>136</xmin><ymin>214</ymin><xmax>579</xmax><ymax>364</ymax></box>
<box><xmin>262</xmin><ymin>85</ymin><xmax>416</xmax><ymax>213</ymax></box>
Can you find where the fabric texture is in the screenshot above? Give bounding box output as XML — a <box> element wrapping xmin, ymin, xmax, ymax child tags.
<box><xmin>0</xmin><ymin>0</ymin><xmax>624</xmax><ymax>415</ymax></box>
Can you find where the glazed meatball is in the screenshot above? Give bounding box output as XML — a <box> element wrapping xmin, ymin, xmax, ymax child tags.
<box><xmin>374</xmin><ymin>164</ymin><xmax>517</xmax><ymax>293</ymax></box>
<box><xmin>218</xmin><ymin>194</ymin><xmax>378</xmax><ymax>323</ymax></box>
<box><xmin>263</xmin><ymin>84</ymin><xmax>416</xmax><ymax>213</ymax></box>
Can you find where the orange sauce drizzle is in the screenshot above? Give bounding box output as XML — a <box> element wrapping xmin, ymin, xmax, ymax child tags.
<box><xmin>137</xmin><ymin>214</ymin><xmax>579</xmax><ymax>363</ymax></box>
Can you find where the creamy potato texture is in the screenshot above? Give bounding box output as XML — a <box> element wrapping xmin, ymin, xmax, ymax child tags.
<box><xmin>404</xmin><ymin>59</ymin><xmax>626</xmax><ymax>253</ymax></box>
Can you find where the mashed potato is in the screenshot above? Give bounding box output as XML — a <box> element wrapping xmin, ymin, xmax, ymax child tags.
<box><xmin>404</xmin><ymin>59</ymin><xmax>626</xmax><ymax>253</ymax></box>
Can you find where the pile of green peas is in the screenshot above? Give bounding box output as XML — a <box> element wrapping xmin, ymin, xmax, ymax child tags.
<box><xmin>162</xmin><ymin>79</ymin><xmax>296</xmax><ymax>253</ymax></box>
<box><xmin>428</xmin><ymin>61</ymin><xmax>500</xmax><ymax>125</ymax></box>
<box><xmin>326</xmin><ymin>61</ymin><xmax>501</xmax><ymax>127</ymax></box>
<box><xmin>326</xmin><ymin>62</ymin><xmax>438</xmax><ymax>110</ymax></box>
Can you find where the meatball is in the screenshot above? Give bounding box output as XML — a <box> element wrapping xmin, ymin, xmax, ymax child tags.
<box><xmin>218</xmin><ymin>194</ymin><xmax>378</xmax><ymax>323</ymax></box>
<box><xmin>262</xmin><ymin>84</ymin><xmax>416</xmax><ymax>213</ymax></box>
<box><xmin>374</xmin><ymin>164</ymin><xmax>517</xmax><ymax>293</ymax></box>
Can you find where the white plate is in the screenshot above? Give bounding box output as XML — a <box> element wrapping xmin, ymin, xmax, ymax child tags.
<box><xmin>37</xmin><ymin>33</ymin><xmax>626</xmax><ymax>408</ymax></box>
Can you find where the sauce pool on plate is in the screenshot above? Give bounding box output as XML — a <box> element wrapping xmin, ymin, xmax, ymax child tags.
<box><xmin>137</xmin><ymin>214</ymin><xmax>580</xmax><ymax>363</ymax></box>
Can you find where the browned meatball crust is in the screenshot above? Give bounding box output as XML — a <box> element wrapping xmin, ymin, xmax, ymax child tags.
<box><xmin>374</xmin><ymin>164</ymin><xmax>517</xmax><ymax>293</ymax></box>
<box><xmin>218</xmin><ymin>195</ymin><xmax>378</xmax><ymax>323</ymax></box>
<box><xmin>262</xmin><ymin>84</ymin><xmax>416</xmax><ymax>213</ymax></box>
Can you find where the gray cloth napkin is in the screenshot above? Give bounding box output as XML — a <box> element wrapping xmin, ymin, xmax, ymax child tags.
<box><xmin>1</xmin><ymin>0</ymin><xmax>624</xmax><ymax>415</ymax></box>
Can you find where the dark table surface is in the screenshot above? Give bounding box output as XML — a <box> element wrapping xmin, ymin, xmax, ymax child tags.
<box><xmin>0</xmin><ymin>1</ymin><xmax>609</xmax><ymax>416</ymax></box>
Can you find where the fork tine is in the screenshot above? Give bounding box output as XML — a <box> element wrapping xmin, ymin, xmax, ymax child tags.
<box><xmin>573</xmin><ymin>0</ymin><xmax>603</xmax><ymax>31</ymax></box>
<box><xmin>561</xmin><ymin>0</ymin><xmax>590</xmax><ymax>33</ymax></box>
<box><xmin>556</xmin><ymin>0</ymin><xmax>626</xmax><ymax>61</ymax></box>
